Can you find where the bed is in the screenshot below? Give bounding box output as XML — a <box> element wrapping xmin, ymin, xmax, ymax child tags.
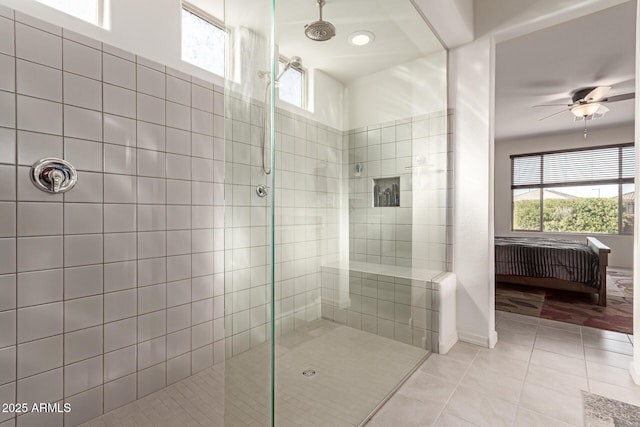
<box><xmin>495</xmin><ymin>236</ymin><xmax>611</xmax><ymax>306</ymax></box>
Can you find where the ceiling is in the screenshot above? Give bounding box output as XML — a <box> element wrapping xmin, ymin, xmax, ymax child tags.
<box><xmin>189</xmin><ymin>0</ymin><xmax>444</xmax><ymax>84</ymax></box>
<box><xmin>495</xmin><ymin>1</ymin><xmax>636</xmax><ymax>141</ymax></box>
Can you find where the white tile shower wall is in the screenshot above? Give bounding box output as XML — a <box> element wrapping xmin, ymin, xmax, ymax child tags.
<box><xmin>223</xmin><ymin>96</ymin><xmax>344</xmax><ymax>358</ymax></box>
<box><xmin>347</xmin><ymin>113</ymin><xmax>453</xmax><ymax>271</ymax></box>
<box><xmin>0</xmin><ymin>10</ymin><xmax>224</xmax><ymax>426</ymax></box>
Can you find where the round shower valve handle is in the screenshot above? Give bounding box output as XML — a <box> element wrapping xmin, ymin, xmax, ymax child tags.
<box><xmin>30</xmin><ymin>158</ymin><xmax>78</xmax><ymax>194</ymax></box>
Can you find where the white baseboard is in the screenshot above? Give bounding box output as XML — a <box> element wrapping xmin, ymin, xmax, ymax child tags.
<box><xmin>458</xmin><ymin>330</ymin><xmax>493</xmax><ymax>347</ymax></box>
<box><xmin>489</xmin><ymin>330</ymin><xmax>498</xmax><ymax>349</ymax></box>
<box><xmin>630</xmin><ymin>360</ymin><xmax>640</xmax><ymax>386</ymax></box>
<box><xmin>439</xmin><ymin>332</ymin><xmax>459</xmax><ymax>354</ymax></box>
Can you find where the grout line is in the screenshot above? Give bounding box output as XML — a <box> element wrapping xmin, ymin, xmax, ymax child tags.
<box><xmin>11</xmin><ymin>11</ymin><xmax>17</xmax><ymax>424</ymax></box>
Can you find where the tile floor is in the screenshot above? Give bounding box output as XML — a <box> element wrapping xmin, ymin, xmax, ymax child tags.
<box><xmin>80</xmin><ymin>312</ymin><xmax>640</xmax><ymax>426</ymax></box>
<box><xmin>368</xmin><ymin>310</ymin><xmax>638</xmax><ymax>427</ymax></box>
<box><xmin>82</xmin><ymin>320</ymin><xmax>427</xmax><ymax>426</ymax></box>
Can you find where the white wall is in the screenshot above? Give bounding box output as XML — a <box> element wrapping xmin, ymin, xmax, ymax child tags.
<box><xmin>449</xmin><ymin>36</ymin><xmax>497</xmax><ymax>347</ymax></box>
<box><xmin>344</xmin><ymin>51</ymin><xmax>447</xmax><ymax>129</ymax></box>
<box><xmin>495</xmin><ymin>125</ymin><xmax>635</xmax><ymax>268</ymax></box>
<box><xmin>0</xmin><ymin>0</ymin><xmax>346</xmax><ymax>130</ymax></box>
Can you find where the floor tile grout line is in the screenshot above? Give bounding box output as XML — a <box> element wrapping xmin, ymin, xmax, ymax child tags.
<box><xmin>429</xmin><ymin>347</ymin><xmax>482</xmax><ymax>426</ymax></box>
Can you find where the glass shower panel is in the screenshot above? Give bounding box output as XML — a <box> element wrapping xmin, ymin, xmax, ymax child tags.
<box><xmin>273</xmin><ymin>0</ymin><xmax>448</xmax><ymax>425</ymax></box>
<box><xmin>222</xmin><ymin>0</ymin><xmax>276</xmax><ymax>425</ymax></box>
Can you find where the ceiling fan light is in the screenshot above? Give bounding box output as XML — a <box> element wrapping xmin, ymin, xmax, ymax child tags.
<box><xmin>571</xmin><ymin>103</ymin><xmax>601</xmax><ymax>117</ymax></box>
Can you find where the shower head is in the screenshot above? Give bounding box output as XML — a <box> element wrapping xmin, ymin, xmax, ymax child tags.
<box><xmin>287</xmin><ymin>56</ymin><xmax>303</xmax><ymax>69</ymax></box>
<box><xmin>305</xmin><ymin>0</ymin><xmax>336</xmax><ymax>42</ymax></box>
<box><xmin>275</xmin><ymin>56</ymin><xmax>303</xmax><ymax>81</ymax></box>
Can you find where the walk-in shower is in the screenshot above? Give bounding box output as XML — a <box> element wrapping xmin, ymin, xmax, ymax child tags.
<box><xmin>0</xmin><ymin>0</ymin><xmax>451</xmax><ymax>425</ymax></box>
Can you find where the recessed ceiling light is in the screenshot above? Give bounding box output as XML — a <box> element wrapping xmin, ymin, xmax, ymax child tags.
<box><xmin>348</xmin><ymin>30</ymin><xmax>375</xmax><ymax>46</ymax></box>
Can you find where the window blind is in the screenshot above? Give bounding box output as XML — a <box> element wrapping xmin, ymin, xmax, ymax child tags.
<box><xmin>512</xmin><ymin>144</ymin><xmax>635</xmax><ymax>189</ymax></box>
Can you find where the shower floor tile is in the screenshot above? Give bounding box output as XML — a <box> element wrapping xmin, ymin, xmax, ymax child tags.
<box><xmin>81</xmin><ymin>320</ymin><xmax>428</xmax><ymax>427</ymax></box>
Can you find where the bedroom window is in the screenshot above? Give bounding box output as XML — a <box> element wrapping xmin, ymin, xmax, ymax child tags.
<box><xmin>511</xmin><ymin>144</ymin><xmax>635</xmax><ymax>235</ymax></box>
<box><xmin>182</xmin><ymin>3</ymin><xmax>226</xmax><ymax>77</ymax></box>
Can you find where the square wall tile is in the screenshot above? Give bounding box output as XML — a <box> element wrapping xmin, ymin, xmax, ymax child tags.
<box><xmin>104</xmin><ymin>261</ymin><xmax>136</xmax><ymax>293</ymax></box>
<box><xmin>137</xmin><ymin>93</ymin><xmax>165</xmax><ymax>125</ymax></box>
<box><xmin>167</xmin><ymin>353</ymin><xmax>190</xmax><ymax>385</ymax></box>
<box><xmin>104</xmin><ymin>374</ymin><xmax>136</xmax><ymax>412</ymax></box>
<box><xmin>137</xmin><ymin>257</ymin><xmax>166</xmax><ymax>287</ymax></box>
<box><xmin>17</xmin><ymin>302</ymin><xmax>63</xmax><ymax>343</ymax></box>
<box><xmin>104</xmin><ymin>318</ymin><xmax>135</xmax><ymax>353</ymax></box>
<box><xmin>65</xmin><ymin>325</ymin><xmax>102</xmax><ymax>364</ymax></box>
<box><xmin>64</xmin><ymin>264</ymin><xmax>103</xmax><ymax>300</ymax></box>
<box><xmin>64</xmin><ymin>234</ymin><xmax>103</xmax><ymax>267</ymax></box>
<box><xmin>104</xmin><ymin>84</ymin><xmax>136</xmax><ymax>118</ymax></box>
<box><xmin>17</xmin><ymin>335</ymin><xmax>62</xmax><ymax>378</ymax></box>
<box><xmin>15</xmin><ymin>23</ymin><xmax>62</xmax><ymax>69</ymax></box>
<box><xmin>104</xmin><ymin>114</ymin><xmax>136</xmax><ymax>147</ymax></box>
<box><xmin>64</xmin><ymin>138</ymin><xmax>103</xmax><ymax>172</ymax></box>
<box><xmin>64</xmin><ymin>203</ymin><xmax>103</xmax><ymax>234</ymax></box>
<box><xmin>63</xmin><ymin>39</ymin><xmax>101</xmax><ymax>80</ymax></box>
<box><xmin>103</xmin><ymin>345</ymin><xmax>136</xmax><ymax>383</ymax></box>
<box><xmin>137</xmin><ymin>362</ymin><xmax>165</xmax><ymax>398</ymax></box>
<box><xmin>103</xmin><ymin>53</ymin><xmax>135</xmax><ymax>89</ymax></box>
<box><xmin>64</xmin><ymin>295</ymin><xmax>103</xmax><ymax>332</ymax></box>
<box><xmin>104</xmin><ymin>144</ymin><xmax>136</xmax><ymax>175</ymax></box>
<box><xmin>63</xmin><ymin>72</ymin><xmax>102</xmax><ymax>110</ymax></box>
<box><xmin>16</xmin><ymin>367</ymin><xmax>62</xmax><ymax>405</ymax></box>
<box><xmin>64</xmin><ymin>355</ymin><xmax>102</xmax><ymax>397</ymax></box>
<box><xmin>137</xmin><ymin>336</ymin><xmax>165</xmax><ymax>370</ymax></box>
<box><xmin>16</xmin><ymin>95</ymin><xmax>62</xmax><ymax>135</ymax></box>
<box><xmin>64</xmin><ymin>171</ymin><xmax>102</xmax><ymax>203</ymax></box>
<box><xmin>17</xmin><ymin>268</ymin><xmax>62</xmax><ymax>308</ymax></box>
<box><xmin>17</xmin><ymin>236</ymin><xmax>63</xmax><ymax>272</ymax></box>
<box><xmin>137</xmin><ymin>121</ymin><xmax>165</xmax><ymax>151</ymax></box>
<box><xmin>17</xmin><ymin>131</ymin><xmax>63</xmax><ymax>166</ymax></box>
<box><xmin>104</xmin><ymin>204</ymin><xmax>136</xmax><ymax>233</ymax></box>
<box><xmin>137</xmin><ymin>65</ymin><xmax>165</xmax><ymax>98</ymax></box>
<box><xmin>16</xmin><ymin>59</ymin><xmax>62</xmax><ymax>102</ymax></box>
<box><xmin>64</xmin><ymin>105</ymin><xmax>102</xmax><ymax>141</ymax></box>
<box><xmin>63</xmin><ymin>385</ymin><xmax>103</xmax><ymax>427</ymax></box>
<box><xmin>104</xmin><ymin>232</ymin><xmax>137</xmax><ymax>263</ymax></box>
<box><xmin>104</xmin><ymin>289</ymin><xmax>136</xmax><ymax>323</ymax></box>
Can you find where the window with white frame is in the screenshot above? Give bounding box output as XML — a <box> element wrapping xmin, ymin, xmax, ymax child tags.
<box><xmin>278</xmin><ymin>57</ymin><xmax>305</xmax><ymax>108</ymax></box>
<box><xmin>511</xmin><ymin>144</ymin><xmax>635</xmax><ymax>235</ymax></box>
<box><xmin>181</xmin><ymin>3</ymin><xmax>225</xmax><ymax>77</ymax></box>
<box><xmin>35</xmin><ymin>0</ymin><xmax>103</xmax><ymax>25</ymax></box>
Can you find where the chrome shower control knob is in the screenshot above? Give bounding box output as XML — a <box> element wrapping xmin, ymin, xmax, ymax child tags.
<box><xmin>256</xmin><ymin>185</ymin><xmax>268</xmax><ymax>198</ymax></box>
<box><xmin>30</xmin><ymin>158</ymin><xmax>78</xmax><ymax>194</ymax></box>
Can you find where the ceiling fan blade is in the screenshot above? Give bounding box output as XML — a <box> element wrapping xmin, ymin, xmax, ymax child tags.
<box><xmin>532</xmin><ymin>103</ymin><xmax>572</xmax><ymax>108</ymax></box>
<box><xmin>538</xmin><ymin>108</ymin><xmax>568</xmax><ymax>121</ymax></box>
<box><xmin>602</xmin><ymin>92</ymin><xmax>635</xmax><ymax>103</ymax></box>
<box><xmin>583</xmin><ymin>86</ymin><xmax>611</xmax><ymax>102</ymax></box>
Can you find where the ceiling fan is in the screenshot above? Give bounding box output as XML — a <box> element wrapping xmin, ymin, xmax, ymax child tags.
<box><xmin>534</xmin><ymin>86</ymin><xmax>635</xmax><ymax>121</ymax></box>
